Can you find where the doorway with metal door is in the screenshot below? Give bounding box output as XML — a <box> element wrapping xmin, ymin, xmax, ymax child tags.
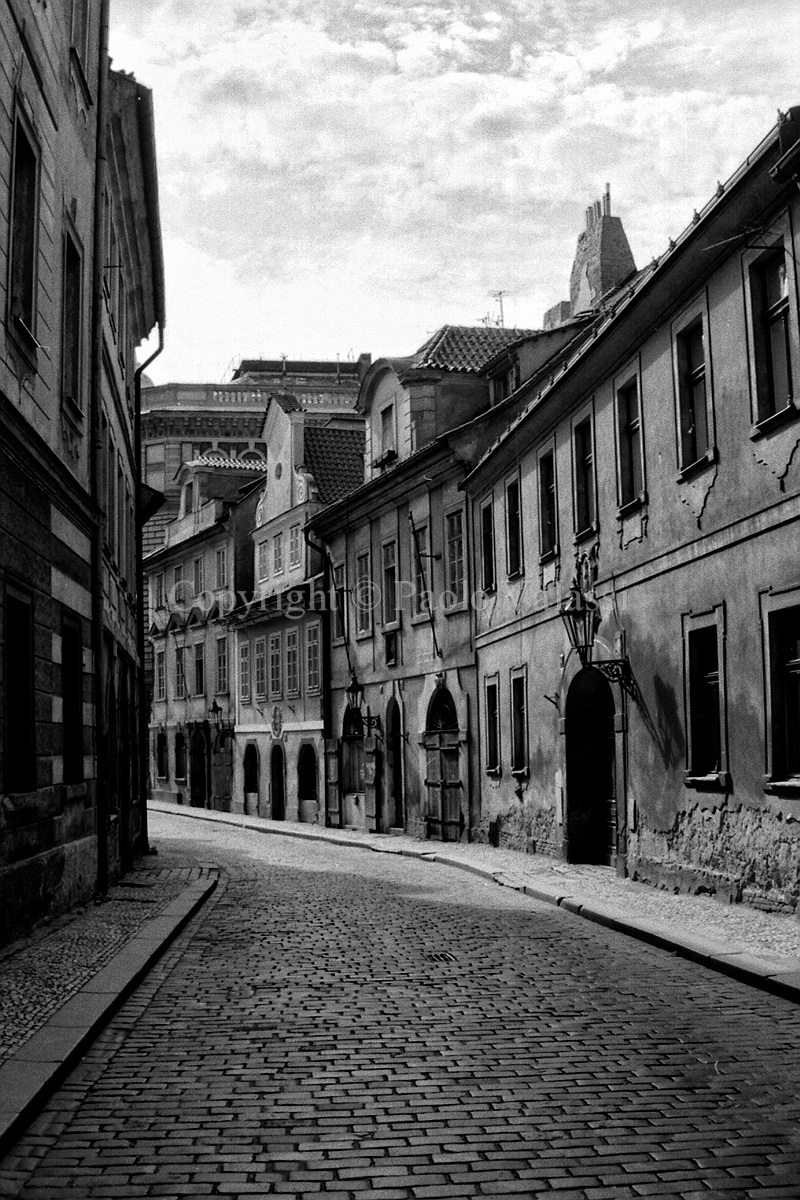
<box><xmin>190</xmin><ymin>729</ymin><xmax>207</xmax><ymax>808</ymax></box>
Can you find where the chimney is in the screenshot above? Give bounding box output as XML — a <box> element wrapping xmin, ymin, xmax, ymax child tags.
<box><xmin>568</xmin><ymin>187</ymin><xmax>636</xmax><ymax>315</ymax></box>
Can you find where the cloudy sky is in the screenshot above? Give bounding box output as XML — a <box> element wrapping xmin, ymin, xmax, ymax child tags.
<box><xmin>111</xmin><ymin>0</ymin><xmax>798</xmax><ymax>384</ymax></box>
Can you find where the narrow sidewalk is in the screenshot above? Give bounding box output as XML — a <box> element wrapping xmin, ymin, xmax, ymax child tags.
<box><xmin>0</xmin><ymin>860</ymin><xmax>218</xmax><ymax>1158</ymax></box>
<box><xmin>150</xmin><ymin>799</ymin><xmax>800</xmax><ymax>1004</ymax></box>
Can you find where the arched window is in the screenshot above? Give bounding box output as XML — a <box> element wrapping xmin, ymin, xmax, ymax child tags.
<box><xmin>156</xmin><ymin>731</ymin><xmax>168</xmax><ymax>779</ymax></box>
<box><xmin>175</xmin><ymin>730</ymin><xmax>186</xmax><ymax>779</ymax></box>
<box><xmin>427</xmin><ymin>686</ymin><xmax>458</xmax><ymax>732</ymax></box>
<box><xmin>342</xmin><ymin>705</ymin><xmax>364</xmax><ymax>793</ymax></box>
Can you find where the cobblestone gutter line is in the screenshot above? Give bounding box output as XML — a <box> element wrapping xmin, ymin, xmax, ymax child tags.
<box><xmin>0</xmin><ymin>868</ymin><xmax>218</xmax><ymax>1159</ymax></box>
<box><xmin>149</xmin><ymin>800</ymin><xmax>800</xmax><ymax>1004</ymax></box>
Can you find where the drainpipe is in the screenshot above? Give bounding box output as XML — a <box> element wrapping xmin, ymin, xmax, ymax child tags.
<box><xmin>89</xmin><ymin>0</ymin><xmax>112</xmax><ymax>896</ymax></box>
<box><xmin>303</xmin><ymin>524</ymin><xmax>333</xmax><ymax>756</ymax></box>
<box><xmin>135</xmin><ymin>327</ymin><xmax>164</xmax><ymax>854</ymax></box>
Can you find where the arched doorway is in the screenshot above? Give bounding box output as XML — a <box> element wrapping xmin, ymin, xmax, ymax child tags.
<box><xmin>297</xmin><ymin>743</ymin><xmax>318</xmax><ymax>823</ymax></box>
<box><xmin>270</xmin><ymin>743</ymin><xmax>285</xmax><ymax>820</ymax></box>
<box><xmin>423</xmin><ymin>686</ymin><xmax>462</xmax><ymax>842</ymax></box>
<box><xmin>243</xmin><ymin>743</ymin><xmax>259</xmax><ymax>815</ymax></box>
<box><xmin>386</xmin><ymin>698</ymin><xmax>403</xmax><ymax>830</ymax></box>
<box><xmin>175</xmin><ymin>730</ymin><xmax>186</xmax><ymax>782</ymax></box>
<box><xmin>565</xmin><ymin>667</ymin><xmax>617</xmax><ymax>865</ymax></box>
<box><xmin>190</xmin><ymin>729</ymin><xmax>207</xmax><ymax>807</ymax></box>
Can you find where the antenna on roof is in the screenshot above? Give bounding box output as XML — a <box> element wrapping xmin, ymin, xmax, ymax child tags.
<box><xmin>489</xmin><ymin>290</ymin><xmax>506</xmax><ymax>327</ymax></box>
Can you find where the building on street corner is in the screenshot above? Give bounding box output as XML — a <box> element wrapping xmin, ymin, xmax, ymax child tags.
<box><xmin>0</xmin><ymin>1</ymin><xmax>164</xmax><ymax>939</ymax></box>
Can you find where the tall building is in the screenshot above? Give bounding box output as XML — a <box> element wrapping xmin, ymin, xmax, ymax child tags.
<box><xmin>0</xmin><ymin>3</ymin><xmax>164</xmax><ymax>938</ymax></box>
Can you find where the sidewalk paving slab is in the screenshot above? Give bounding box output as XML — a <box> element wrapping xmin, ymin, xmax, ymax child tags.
<box><xmin>0</xmin><ymin>873</ymin><xmax>217</xmax><ymax>1159</ymax></box>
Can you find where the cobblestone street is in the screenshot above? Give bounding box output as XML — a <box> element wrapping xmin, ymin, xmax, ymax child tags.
<box><xmin>2</xmin><ymin>811</ymin><xmax>800</xmax><ymax>1200</ymax></box>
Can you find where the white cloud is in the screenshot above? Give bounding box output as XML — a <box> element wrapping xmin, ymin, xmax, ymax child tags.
<box><xmin>112</xmin><ymin>0</ymin><xmax>800</xmax><ymax>381</ymax></box>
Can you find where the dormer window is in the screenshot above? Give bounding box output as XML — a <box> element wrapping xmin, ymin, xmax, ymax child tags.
<box><xmin>373</xmin><ymin>403</ymin><xmax>398</xmax><ymax>469</ymax></box>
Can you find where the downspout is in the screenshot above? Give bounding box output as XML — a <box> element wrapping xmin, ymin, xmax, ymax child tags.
<box><xmin>135</xmin><ymin>327</ymin><xmax>164</xmax><ymax>853</ymax></box>
<box><xmin>89</xmin><ymin>0</ymin><xmax>111</xmax><ymax>896</ymax></box>
<box><xmin>303</xmin><ymin>524</ymin><xmax>334</xmax><ymax>754</ymax></box>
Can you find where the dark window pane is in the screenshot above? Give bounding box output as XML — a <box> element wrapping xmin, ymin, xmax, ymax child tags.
<box><xmin>506</xmin><ymin>480</ymin><xmax>522</xmax><ymax>575</ymax></box>
<box><xmin>486</xmin><ymin>683</ymin><xmax>499</xmax><ymax>771</ymax></box>
<box><xmin>481</xmin><ymin>502</ymin><xmax>495</xmax><ymax>590</ymax></box>
<box><xmin>688</xmin><ymin>626</ymin><xmax>720</xmax><ymax>775</ymax></box>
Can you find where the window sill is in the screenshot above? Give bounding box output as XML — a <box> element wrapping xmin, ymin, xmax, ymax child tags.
<box><xmin>69</xmin><ymin>46</ymin><xmax>94</xmax><ymax>107</ymax></box>
<box><xmin>511</xmin><ymin>766</ymin><xmax>529</xmax><ymax>782</ymax></box>
<box><xmin>617</xmin><ymin>492</ymin><xmax>648</xmax><ymax>518</ymax></box>
<box><xmin>538</xmin><ymin>548</ymin><xmax>558</xmax><ymax>565</ymax></box>
<box><xmin>481</xmin><ymin>584</ymin><xmax>497</xmax><ymax>596</ymax></box>
<box><xmin>676</xmin><ymin>447</ymin><xmax>716</xmax><ymax>482</ymax></box>
<box><xmin>442</xmin><ymin>600</ymin><xmax>468</xmax><ymax>617</ymax></box>
<box><xmin>411</xmin><ymin>611</ymin><xmax>432</xmax><ymax>626</ymax></box>
<box><xmin>381</xmin><ymin>620</ymin><xmax>401</xmax><ymax>634</ymax></box>
<box><xmin>684</xmin><ymin>771</ymin><xmax>731</xmax><ymax>792</ymax></box>
<box><xmin>485</xmin><ymin>767</ymin><xmax>502</xmax><ymax>778</ymax></box>
<box><xmin>355</xmin><ymin>629</ymin><xmax>373</xmax><ymax>641</ymax></box>
<box><xmin>573</xmin><ymin>523</ymin><xmax>598</xmax><ymax>546</ymax></box>
<box><xmin>750</xmin><ymin>400</ymin><xmax>800</xmax><ymax>439</ymax></box>
<box><xmin>61</xmin><ymin>395</ymin><xmax>85</xmax><ymax>428</ymax></box>
<box><xmin>763</xmin><ymin>777</ymin><xmax>800</xmax><ymax>797</ymax></box>
<box><xmin>506</xmin><ymin>568</ymin><xmax>524</xmax><ymax>581</ymax></box>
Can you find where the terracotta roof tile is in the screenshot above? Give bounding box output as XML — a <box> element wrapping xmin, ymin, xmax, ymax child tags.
<box><xmin>411</xmin><ymin>325</ymin><xmax>539</xmax><ymax>373</ymax></box>
<box><xmin>303</xmin><ymin>427</ymin><xmax>365</xmax><ymax>505</ymax></box>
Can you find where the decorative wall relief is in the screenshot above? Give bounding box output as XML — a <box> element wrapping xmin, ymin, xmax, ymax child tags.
<box><xmin>751</xmin><ymin>421</ymin><xmax>800</xmax><ymax>488</ymax></box>
<box><xmin>678</xmin><ymin>462</ymin><xmax>718</xmax><ymax>526</ymax></box>
<box><xmin>617</xmin><ymin>506</ymin><xmax>648</xmax><ymax>550</ymax></box>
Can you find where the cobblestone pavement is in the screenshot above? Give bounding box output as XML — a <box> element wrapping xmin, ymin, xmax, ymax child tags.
<box><xmin>0</xmin><ymin>861</ymin><xmax>209</xmax><ymax>1067</ymax></box>
<box><xmin>2</xmin><ymin>810</ymin><xmax>800</xmax><ymax>1200</ymax></box>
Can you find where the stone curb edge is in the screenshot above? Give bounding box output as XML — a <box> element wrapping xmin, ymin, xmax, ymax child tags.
<box><xmin>0</xmin><ymin>874</ymin><xmax>218</xmax><ymax>1160</ymax></box>
<box><xmin>148</xmin><ymin>801</ymin><xmax>800</xmax><ymax>1007</ymax></box>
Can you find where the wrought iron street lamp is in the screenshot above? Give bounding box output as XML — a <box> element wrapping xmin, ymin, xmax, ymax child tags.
<box><xmin>345</xmin><ymin>672</ymin><xmax>381</xmax><ymax>731</ymax></box>
<box><xmin>560</xmin><ymin>582</ymin><xmax>600</xmax><ymax>666</ymax></box>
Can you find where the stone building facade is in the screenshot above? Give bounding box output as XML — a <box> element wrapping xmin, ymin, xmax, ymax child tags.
<box><xmin>462</xmin><ymin>108</ymin><xmax>800</xmax><ymax>912</ymax></box>
<box><xmin>0</xmin><ymin>1</ymin><xmax>163</xmax><ymax>937</ymax></box>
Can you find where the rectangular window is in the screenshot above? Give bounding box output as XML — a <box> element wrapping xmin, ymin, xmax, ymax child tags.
<box><xmin>144</xmin><ymin>444</ymin><xmax>165</xmax><ymax>492</ymax></box>
<box><xmin>355</xmin><ymin>552</ymin><xmax>372</xmax><ymax>634</ymax></box>
<box><xmin>154</xmin><ymin>572</ymin><xmax>165</xmax><ymax>610</ymax></box>
<box><xmin>751</xmin><ymin>249</ymin><xmax>793</xmax><ymax>421</ymax></box>
<box><xmin>676</xmin><ymin>320</ymin><xmax>709</xmax><ymax>467</ymax></box>
<box><xmin>216</xmin><ymin>636</ymin><xmax>228</xmax><ymax>694</ymax></box>
<box><xmin>269</xmin><ymin>634</ymin><xmax>282</xmax><ymax>698</ymax></box>
<box><xmin>215</xmin><ymin>547</ymin><xmax>227</xmax><ymax>589</ymax></box>
<box><xmin>257</xmin><ymin>541</ymin><xmax>269</xmax><ymax>583</ymax></box>
<box><xmin>61</xmin><ymin>231</ymin><xmax>82</xmax><ymax>410</ymax></box>
<box><xmin>175</xmin><ymin>647</ymin><xmax>186</xmax><ymax>699</ymax></box>
<box><xmin>382</xmin><ymin>541</ymin><xmax>398</xmax><ymax>626</ymax></box>
<box><xmin>71</xmin><ymin>0</ymin><xmax>90</xmax><ymax>62</ymax></box>
<box><xmin>193</xmin><ymin>556</ymin><xmax>204</xmax><ymax>598</ymax></box>
<box><xmin>273</xmin><ymin>532</ymin><xmax>284</xmax><ymax>575</ymax></box>
<box><xmin>254</xmin><ymin>637</ymin><xmax>267</xmax><ymax>698</ymax></box>
<box><xmin>769</xmin><ymin>605</ymin><xmax>800</xmax><ymax>780</ymax></box>
<box><xmin>573</xmin><ymin>417</ymin><xmax>596</xmax><ymax>535</ymax></box>
<box><xmin>155</xmin><ymin>649</ymin><xmax>166</xmax><ymax>702</ymax></box>
<box><xmin>239</xmin><ymin>641</ymin><xmax>251</xmax><ymax>702</ymax></box>
<box><xmin>480</xmin><ymin>499</ymin><xmax>496</xmax><ymax>592</ymax></box>
<box><xmin>412</xmin><ymin>521</ymin><xmax>430</xmax><ymax>615</ymax></box>
<box><xmin>9</xmin><ymin>118</ymin><xmax>39</xmax><ymax>341</ymax></box>
<box><xmin>617</xmin><ymin>377</ymin><xmax>644</xmax><ymax>507</ymax></box>
<box><xmin>381</xmin><ymin>404</ymin><xmax>396</xmax><ymax>454</ymax></box>
<box><xmin>307</xmin><ymin>623</ymin><xmax>321</xmax><ymax>692</ymax></box>
<box><xmin>445</xmin><ymin>510</ymin><xmax>465</xmax><ymax>606</ymax></box>
<box><xmin>333</xmin><ymin>563</ymin><xmax>346</xmax><ymax>640</ymax></box>
<box><xmin>61</xmin><ymin>616</ymin><xmax>84</xmax><ymax>785</ymax></box>
<box><xmin>485</xmin><ymin>678</ymin><xmax>500</xmax><ymax>774</ymax></box>
<box><xmin>505</xmin><ymin>478</ymin><xmax>523</xmax><ymax>577</ymax></box>
<box><xmin>289</xmin><ymin>524</ymin><xmax>301</xmax><ymax>568</ymax></box>
<box><xmin>286</xmin><ymin>629</ymin><xmax>299</xmax><ymax>695</ymax></box>
<box><xmin>193</xmin><ymin>642</ymin><xmax>205</xmax><ymax>696</ymax></box>
<box><xmin>687</xmin><ymin>627</ymin><xmax>721</xmax><ymax>776</ymax></box>
<box><xmin>539</xmin><ymin>450</ymin><xmax>557</xmax><ymax>557</ymax></box>
<box><xmin>510</xmin><ymin>670</ymin><xmax>528</xmax><ymax>774</ymax></box>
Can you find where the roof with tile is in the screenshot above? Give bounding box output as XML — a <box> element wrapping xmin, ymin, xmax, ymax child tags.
<box><xmin>185</xmin><ymin>455</ymin><xmax>268</xmax><ymax>472</ymax></box>
<box><xmin>410</xmin><ymin>325</ymin><xmax>540</xmax><ymax>373</ymax></box>
<box><xmin>303</xmin><ymin>426</ymin><xmax>365</xmax><ymax>504</ymax></box>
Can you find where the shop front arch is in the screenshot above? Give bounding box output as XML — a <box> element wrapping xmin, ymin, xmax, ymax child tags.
<box><xmin>565</xmin><ymin>667</ymin><xmax>617</xmax><ymax>865</ymax></box>
<box><xmin>385</xmin><ymin>697</ymin><xmax>404</xmax><ymax>830</ymax></box>
<box><xmin>190</xmin><ymin>728</ymin><xmax>207</xmax><ymax>808</ymax></box>
<box><xmin>243</xmin><ymin>743</ymin><xmax>259</xmax><ymax>815</ymax></box>
<box><xmin>423</xmin><ymin>686</ymin><xmax>463</xmax><ymax>842</ymax></box>
<box><xmin>270</xmin><ymin>742</ymin><xmax>286</xmax><ymax>820</ymax></box>
<box><xmin>297</xmin><ymin>742</ymin><xmax>318</xmax><ymax>823</ymax></box>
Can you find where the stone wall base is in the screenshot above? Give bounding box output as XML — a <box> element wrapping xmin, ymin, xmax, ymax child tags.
<box><xmin>0</xmin><ymin>835</ymin><xmax>97</xmax><ymax>945</ymax></box>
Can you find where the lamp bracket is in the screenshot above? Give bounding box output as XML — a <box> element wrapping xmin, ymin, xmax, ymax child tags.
<box><xmin>590</xmin><ymin>657</ymin><xmax>637</xmax><ymax>701</ymax></box>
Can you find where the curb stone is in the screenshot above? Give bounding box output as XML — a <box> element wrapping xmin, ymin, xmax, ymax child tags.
<box><xmin>0</xmin><ymin>874</ymin><xmax>217</xmax><ymax>1159</ymax></box>
<box><xmin>149</xmin><ymin>800</ymin><xmax>800</xmax><ymax>1007</ymax></box>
